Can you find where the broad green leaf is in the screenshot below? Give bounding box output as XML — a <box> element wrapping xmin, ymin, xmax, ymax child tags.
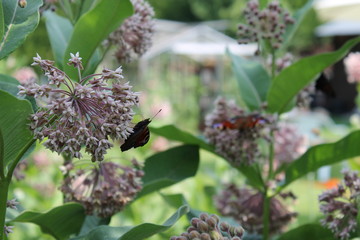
<box><xmin>71</xmin><ymin>205</ymin><xmax>189</xmax><ymax>240</ymax></box>
<box><xmin>284</xmin><ymin>130</ymin><xmax>360</xmax><ymax>188</ymax></box>
<box><xmin>282</xmin><ymin>0</ymin><xmax>314</xmax><ymax>49</ymax></box>
<box><xmin>0</xmin><ymin>90</ymin><xmax>33</xmax><ymax>170</ymax></box>
<box><xmin>138</xmin><ymin>145</ymin><xmax>199</xmax><ymax>197</ymax></box>
<box><xmin>0</xmin><ymin>0</ymin><xmax>42</xmax><ymax>60</ymax></box>
<box><xmin>63</xmin><ymin>0</ymin><xmax>133</xmax><ymax>79</ymax></box>
<box><xmin>267</xmin><ymin>36</ymin><xmax>360</xmax><ymax>114</ymax></box>
<box><xmin>44</xmin><ymin>11</ymin><xmax>73</xmax><ymax>68</ymax></box>
<box><xmin>149</xmin><ymin>125</ymin><xmax>215</xmax><ymax>153</ymax></box>
<box><xmin>11</xmin><ymin>203</ymin><xmax>86</xmax><ymax>240</ymax></box>
<box><xmin>150</xmin><ymin>125</ymin><xmax>264</xmax><ymax>190</ymax></box>
<box><xmin>228</xmin><ymin>50</ymin><xmax>270</xmax><ymax>110</ymax></box>
<box><xmin>278</xmin><ymin>224</ymin><xmax>335</xmax><ymax>240</ymax></box>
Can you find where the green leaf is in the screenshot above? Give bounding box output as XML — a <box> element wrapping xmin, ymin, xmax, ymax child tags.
<box><xmin>44</xmin><ymin>11</ymin><xmax>73</xmax><ymax>68</ymax></box>
<box><xmin>11</xmin><ymin>203</ymin><xmax>86</xmax><ymax>240</ymax></box>
<box><xmin>149</xmin><ymin>125</ymin><xmax>215</xmax><ymax>153</ymax></box>
<box><xmin>277</xmin><ymin>224</ymin><xmax>335</xmax><ymax>240</ymax></box>
<box><xmin>150</xmin><ymin>125</ymin><xmax>264</xmax><ymax>190</ymax></box>
<box><xmin>267</xmin><ymin>36</ymin><xmax>360</xmax><ymax>114</ymax></box>
<box><xmin>0</xmin><ymin>90</ymin><xmax>33</xmax><ymax>170</ymax></box>
<box><xmin>138</xmin><ymin>145</ymin><xmax>199</xmax><ymax>197</ymax></box>
<box><xmin>63</xmin><ymin>0</ymin><xmax>133</xmax><ymax>79</ymax></box>
<box><xmin>284</xmin><ymin>130</ymin><xmax>360</xmax><ymax>188</ymax></box>
<box><xmin>282</xmin><ymin>0</ymin><xmax>314</xmax><ymax>49</ymax></box>
<box><xmin>0</xmin><ymin>0</ymin><xmax>4</xmax><ymax>42</ymax></box>
<box><xmin>0</xmin><ymin>0</ymin><xmax>42</xmax><ymax>60</ymax></box>
<box><xmin>228</xmin><ymin>50</ymin><xmax>270</xmax><ymax>110</ymax></box>
<box><xmin>71</xmin><ymin>205</ymin><xmax>189</xmax><ymax>240</ymax></box>
<box><xmin>79</xmin><ymin>215</ymin><xmax>111</xmax><ymax>236</ymax></box>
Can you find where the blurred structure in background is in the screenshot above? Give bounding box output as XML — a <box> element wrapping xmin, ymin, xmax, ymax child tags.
<box><xmin>137</xmin><ymin>20</ymin><xmax>257</xmax><ymax>130</ymax></box>
<box><xmin>314</xmin><ymin>0</ymin><xmax>360</xmax><ymax>115</ymax></box>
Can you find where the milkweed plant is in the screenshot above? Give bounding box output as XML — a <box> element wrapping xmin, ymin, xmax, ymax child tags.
<box><xmin>1</xmin><ymin>0</ymin><xmax>360</xmax><ymax>239</ymax></box>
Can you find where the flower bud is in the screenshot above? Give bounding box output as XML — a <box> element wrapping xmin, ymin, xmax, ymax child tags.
<box><xmin>200</xmin><ymin>213</ymin><xmax>209</xmax><ymax>221</ymax></box>
<box><xmin>18</xmin><ymin>0</ymin><xmax>27</xmax><ymax>8</ymax></box>
<box><xmin>200</xmin><ymin>233</ymin><xmax>211</xmax><ymax>240</ymax></box>
<box><xmin>209</xmin><ymin>230</ymin><xmax>222</xmax><ymax>240</ymax></box>
<box><xmin>197</xmin><ymin>220</ymin><xmax>209</xmax><ymax>233</ymax></box>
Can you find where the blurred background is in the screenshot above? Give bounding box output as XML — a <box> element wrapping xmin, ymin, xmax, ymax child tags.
<box><xmin>3</xmin><ymin>0</ymin><xmax>360</xmax><ymax>239</ymax></box>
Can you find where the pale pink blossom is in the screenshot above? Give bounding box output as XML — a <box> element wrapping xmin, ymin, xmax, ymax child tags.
<box><xmin>344</xmin><ymin>52</ymin><xmax>360</xmax><ymax>83</ymax></box>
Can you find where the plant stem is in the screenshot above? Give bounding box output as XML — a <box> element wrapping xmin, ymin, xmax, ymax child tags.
<box><xmin>263</xmin><ymin>190</ymin><xmax>271</xmax><ymax>240</ymax></box>
<box><xmin>0</xmin><ymin>180</ymin><xmax>10</xmax><ymax>240</ymax></box>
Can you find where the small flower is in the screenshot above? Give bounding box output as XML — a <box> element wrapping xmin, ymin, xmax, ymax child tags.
<box><xmin>319</xmin><ymin>169</ymin><xmax>360</xmax><ymax>240</ymax></box>
<box><xmin>68</xmin><ymin>52</ymin><xmax>83</xmax><ymax>70</ymax></box>
<box><xmin>7</xmin><ymin>199</ymin><xmax>19</xmax><ymax>210</ymax></box>
<box><xmin>215</xmin><ymin>184</ymin><xmax>296</xmax><ymax>235</ymax></box>
<box><xmin>60</xmin><ymin>160</ymin><xmax>144</xmax><ymax>217</ymax></box>
<box><xmin>107</xmin><ymin>0</ymin><xmax>155</xmax><ymax>63</ymax></box>
<box><xmin>204</xmin><ymin>97</ymin><xmax>273</xmax><ymax>166</ymax></box>
<box><xmin>170</xmin><ymin>213</ymin><xmax>244</xmax><ymax>240</ymax></box>
<box><xmin>4</xmin><ymin>225</ymin><xmax>14</xmax><ymax>236</ymax></box>
<box><xmin>19</xmin><ymin>53</ymin><xmax>139</xmax><ymax>161</ymax></box>
<box><xmin>344</xmin><ymin>52</ymin><xmax>360</xmax><ymax>83</ymax></box>
<box><xmin>238</xmin><ymin>0</ymin><xmax>294</xmax><ymax>50</ymax></box>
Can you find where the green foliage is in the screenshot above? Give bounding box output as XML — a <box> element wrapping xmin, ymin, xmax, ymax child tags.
<box><xmin>44</xmin><ymin>11</ymin><xmax>73</xmax><ymax>69</ymax></box>
<box><xmin>71</xmin><ymin>205</ymin><xmax>189</xmax><ymax>240</ymax></box>
<box><xmin>10</xmin><ymin>203</ymin><xmax>86</xmax><ymax>240</ymax></box>
<box><xmin>283</xmin><ymin>130</ymin><xmax>360</xmax><ymax>188</ymax></box>
<box><xmin>0</xmin><ymin>90</ymin><xmax>33</xmax><ymax>173</ymax></box>
<box><xmin>139</xmin><ymin>145</ymin><xmax>200</xmax><ymax>198</ymax></box>
<box><xmin>0</xmin><ymin>0</ymin><xmax>42</xmax><ymax>60</ymax></box>
<box><xmin>63</xmin><ymin>0</ymin><xmax>133</xmax><ymax>79</ymax></box>
<box><xmin>278</xmin><ymin>224</ymin><xmax>335</xmax><ymax>240</ymax></box>
<box><xmin>227</xmin><ymin>50</ymin><xmax>270</xmax><ymax>110</ymax></box>
<box><xmin>267</xmin><ymin>36</ymin><xmax>360</xmax><ymax>114</ymax></box>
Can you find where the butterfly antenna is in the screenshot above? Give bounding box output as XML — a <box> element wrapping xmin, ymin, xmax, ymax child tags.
<box><xmin>150</xmin><ymin>109</ymin><xmax>162</xmax><ymax>121</ymax></box>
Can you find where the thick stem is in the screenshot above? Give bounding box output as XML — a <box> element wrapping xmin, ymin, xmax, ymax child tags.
<box><xmin>0</xmin><ymin>180</ymin><xmax>10</xmax><ymax>240</ymax></box>
<box><xmin>263</xmin><ymin>191</ymin><xmax>271</xmax><ymax>240</ymax></box>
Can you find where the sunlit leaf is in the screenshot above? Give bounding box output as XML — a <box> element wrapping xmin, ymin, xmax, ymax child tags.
<box><xmin>267</xmin><ymin>36</ymin><xmax>360</xmax><ymax>114</ymax></box>
<box><xmin>284</xmin><ymin>130</ymin><xmax>360</xmax><ymax>188</ymax></box>
<box><xmin>11</xmin><ymin>203</ymin><xmax>86</xmax><ymax>240</ymax></box>
<box><xmin>63</xmin><ymin>0</ymin><xmax>133</xmax><ymax>79</ymax></box>
<box><xmin>0</xmin><ymin>0</ymin><xmax>42</xmax><ymax>59</ymax></box>
<box><xmin>138</xmin><ymin>145</ymin><xmax>199</xmax><ymax>197</ymax></box>
<box><xmin>227</xmin><ymin>50</ymin><xmax>270</xmax><ymax>111</ymax></box>
<box><xmin>71</xmin><ymin>205</ymin><xmax>189</xmax><ymax>240</ymax></box>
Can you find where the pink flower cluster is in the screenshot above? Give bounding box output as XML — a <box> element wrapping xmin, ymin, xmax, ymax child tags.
<box><xmin>344</xmin><ymin>52</ymin><xmax>360</xmax><ymax>83</ymax></box>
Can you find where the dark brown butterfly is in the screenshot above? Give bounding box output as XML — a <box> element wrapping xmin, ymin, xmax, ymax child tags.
<box><xmin>213</xmin><ymin>114</ymin><xmax>268</xmax><ymax>130</ymax></box>
<box><xmin>120</xmin><ymin>110</ymin><xmax>161</xmax><ymax>152</ymax></box>
<box><xmin>315</xmin><ymin>73</ymin><xmax>336</xmax><ymax>98</ymax></box>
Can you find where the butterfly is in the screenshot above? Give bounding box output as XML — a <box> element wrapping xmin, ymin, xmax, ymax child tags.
<box><xmin>315</xmin><ymin>73</ymin><xmax>336</xmax><ymax>98</ymax></box>
<box><xmin>120</xmin><ymin>110</ymin><xmax>161</xmax><ymax>152</ymax></box>
<box><xmin>213</xmin><ymin>114</ymin><xmax>268</xmax><ymax>130</ymax></box>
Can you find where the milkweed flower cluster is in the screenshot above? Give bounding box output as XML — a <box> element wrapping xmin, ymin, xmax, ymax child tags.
<box><xmin>215</xmin><ymin>184</ymin><xmax>296</xmax><ymax>235</ymax></box>
<box><xmin>238</xmin><ymin>0</ymin><xmax>295</xmax><ymax>49</ymax></box>
<box><xmin>18</xmin><ymin>53</ymin><xmax>139</xmax><ymax>162</ymax></box>
<box><xmin>107</xmin><ymin>0</ymin><xmax>155</xmax><ymax>63</ymax></box>
<box><xmin>60</xmin><ymin>160</ymin><xmax>144</xmax><ymax>218</ymax></box>
<box><xmin>274</xmin><ymin>123</ymin><xmax>307</xmax><ymax>167</ymax></box>
<box><xmin>170</xmin><ymin>213</ymin><xmax>244</xmax><ymax>240</ymax></box>
<box><xmin>204</xmin><ymin>97</ymin><xmax>273</xmax><ymax>166</ymax></box>
<box><xmin>344</xmin><ymin>52</ymin><xmax>360</xmax><ymax>83</ymax></box>
<box><xmin>319</xmin><ymin>169</ymin><xmax>360</xmax><ymax>240</ymax></box>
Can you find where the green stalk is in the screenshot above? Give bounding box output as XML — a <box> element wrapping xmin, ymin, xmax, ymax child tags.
<box><xmin>0</xmin><ymin>129</ymin><xmax>5</xmax><ymax>180</ymax></box>
<box><xmin>263</xmin><ymin>190</ymin><xmax>271</xmax><ymax>240</ymax></box>
<box><xmin>0</xmin><ymin>180</ymin><xmax>10</xmax><ymax>240</ymax></box>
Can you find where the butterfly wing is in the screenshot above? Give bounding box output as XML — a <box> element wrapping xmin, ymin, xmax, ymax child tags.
<box><xmin>120</xmin><ymin>119</ymin><xmax>151</xmax><ymax>152</ymax></box>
